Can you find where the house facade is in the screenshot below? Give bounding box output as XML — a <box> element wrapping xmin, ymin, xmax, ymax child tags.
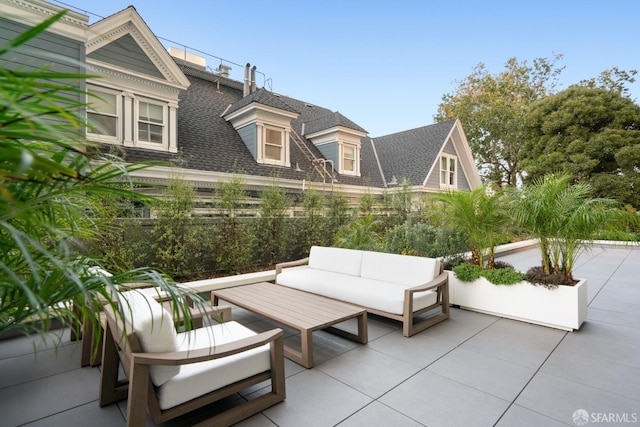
<box><xmin>1</xmin><ymin>0</ymin><xmax>482</xmax><ymax>215</ymax></box>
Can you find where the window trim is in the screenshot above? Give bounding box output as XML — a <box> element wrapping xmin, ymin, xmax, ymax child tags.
<box><xmin>135</xmin><ymin>97</ymin><xmax>168</xmax><ymax>150</ymax></box>
<box><xmin>86</xmin><ymin>86</ymin><xmax>121</xmax><ymax>144</ymax></box>
<box><xmin>339</xmin><ymin>142</ymin><xmax>360</xmax><ymax>176</ymax></box>
<box><xmin>259</xmin><ymin>124</ymin><xmax>289</xmax><ymax>166</ymax></box>
<box><xmin>440</xmin><ymin>154</ymin><xmax>457</xmax><ymax>189</ymax></box>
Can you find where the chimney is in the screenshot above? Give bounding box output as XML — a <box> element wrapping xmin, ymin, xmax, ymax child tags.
<box><xmin>243</xmin><ymin>63</ymin><xmax>250</xmax><ymax>97</ymax></box>
<box><xmin>251</xmin><ymin>65</ymin><xmax>257</xmax><ymax>93</ymax></box>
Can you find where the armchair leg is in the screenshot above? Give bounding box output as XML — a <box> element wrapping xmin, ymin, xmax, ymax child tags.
<box><xmin>126</xmin><ymin>362</ymin><xmax>150</xmax><ymax>427</ymax></box>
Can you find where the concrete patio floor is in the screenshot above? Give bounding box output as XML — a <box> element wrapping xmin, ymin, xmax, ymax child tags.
<box><xmin>1</xmin><ymin>244</ymin><xmax>638</xmax><ymax>426</ymax></box>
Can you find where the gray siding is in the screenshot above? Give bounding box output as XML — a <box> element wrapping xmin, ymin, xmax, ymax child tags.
<box><xmin>425</xmin><ymin>138</ymin><xmax>470</xmax><ymax>190</ymax></box>
<box><xmin>88</xmin><ymin>33</ymin><xmax>164</xmax><ymax>79</ymax></box>
<box><xmin>0</xmin><ymin>17</ymin><xmax>85</xmax><ymax>103</ymax></box>
<box><xmin>237</xmin><ymin>123</ymin><xmax>257</xmax><ymax>159</ymax></box>
<box><xmin>442</xmin><ymin>138</ymin><xmax>456</xmax><ymax>155</ymax></box>
<box><xmin>425</xmin><ymin>164</ymin><xmax>440</xmax><ymax>188</ymax></box>
<box><xmin>316</xmin><ymin>142</ymin><xmax>338</xmax><ymax>171</ymax></box>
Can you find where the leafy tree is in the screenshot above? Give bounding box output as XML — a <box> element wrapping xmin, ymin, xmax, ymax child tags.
<box><xmin>213</xmin><ymin>176</ymin><xmax>255</xmax><ymax>274</ymax></box>
<box><xmin>0</xmin><ymin>12</ymin><xmax>194</xmax><ymax>339</ymax></box>
<box><xmin>436</xmin><ymin>55</ymin><xmax>564</xmax><ymax>187</ymax></box>
<box><xmin>152</xmin><ymin>174</ymin><xmax>204</xmax><ymax>279</ymax></box>
<box><xmin>521</xmin><ymin>86</ymin><xmax>640</xmax><ymax>208</ymax></box>
<box><xmin>257</xmin><ymin>180</ymin><xmax>292</xmax><ymax>266</ymax></box>
<box><xmin>579</xmin><ymin>67</ymin><xmax>637</xmax><ymax>98</ymax></box>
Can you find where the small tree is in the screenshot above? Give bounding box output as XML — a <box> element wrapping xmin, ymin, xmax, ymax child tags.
<box><xmin>434</xmin><ymin>186</ymin><xmax>510</xmax><ymax>268</ymax></box>
<box><xmin>257</xmin><ymin>180</ymin><xmax>292</xmax><ymax>266</ymax></box>
<box><xmin>152</xmin><ymin>174</ymin><xmax>204</xmax><ymax>279</ymax></box>
<box><xmin>509</xmin><ymin>173</ymin><xmax>628</xmax><ymax>282</ymax></box>
<box><xmin>213</xmin><ymin>176</ymin><xmax>255</xmax><ymax>274</ymax></box>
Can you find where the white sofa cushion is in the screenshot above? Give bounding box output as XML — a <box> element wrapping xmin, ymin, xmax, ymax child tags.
<box><xmin>118</xmin><ymin>290</ymin><xmax>180</xmax><ymax>386</ymax></box>
<box><xmin>157</xmin><ymin>321</ymin><xmax>271</xmax><ymax>410</ymax></box>
<box><xmin>277</xmin><ymin>267</ymin><xmax>438</xmax><ymax>315</ymax></box>
<box><xmin>308</xmin><ymin>246</ymin><xmax>363</xmax><ymax>276</ymax></box>
<box><xmin>360</xmin><ymin>251</ymin><xmax>440</xmax><ymax>287</ymax></box>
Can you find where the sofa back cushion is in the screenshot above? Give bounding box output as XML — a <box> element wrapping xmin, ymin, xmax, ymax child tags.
<box><xmin>360</xmin><ymin>251</ymin><xmax>440</xmax><ymax>287</ymax></box>
<box><xmin>118</xmin><ymin>290</ymin><xmax>180</xmax><ymax>386</ymax></box>
<box><xmin>308</xmin><ymin>246</ymin><xmax>363</xmax><ymax>276</ymax></box>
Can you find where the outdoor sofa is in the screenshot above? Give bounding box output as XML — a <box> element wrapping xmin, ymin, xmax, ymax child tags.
<box><xmin>275</xmin><ymin>246</ymin><xmax>449</xmax><ymax>337</ymax></box>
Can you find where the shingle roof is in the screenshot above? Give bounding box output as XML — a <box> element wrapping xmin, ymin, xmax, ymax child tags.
<box><xmin>304</xmin><ymin>111</ymin><xmax>367</xmax><ymax>135</ymax></box>
<box><xmin>224</xmin><ymin>87</ymin><xmax>299</xmax><ymax>117</ymax></box>
<box><xmin>373</xmin><ymin>119</ymin><xmax>457</xmax><ymax>186</ymax></box>
<box><xmin>124</xmin><ymin>64</ymin><xmax>386</xmax><ymax>188</ymax></box>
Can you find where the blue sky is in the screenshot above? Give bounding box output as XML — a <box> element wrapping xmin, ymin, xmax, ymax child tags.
<box><xmin>57</xmin><ymin>0</ymin><xmax>639</xmax><ymax>137</ymax></box>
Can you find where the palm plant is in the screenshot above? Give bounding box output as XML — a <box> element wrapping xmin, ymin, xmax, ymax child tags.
<box><xmin>0</xmin><ymin>12</ymin><xmax>196</xmax><ymax>341</ymax></box>
<box><xmin>433</xmin><ymin>186</ymin><xmax>510</xmax><ymax>268</ymax></box>
<box><xmin>334</xmin><ymin>215</ymin><xmax>383</xmax><ymax>251</ymax></box>
<box><xmin>509</xmin><ymin>173</ymin><xmax>626</xmax><ymax>281</ymax></box>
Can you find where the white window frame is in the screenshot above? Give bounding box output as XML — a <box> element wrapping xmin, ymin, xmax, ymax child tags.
<box><xmin>339</xmin><ymin>143</ymin><xmax>360</xmax><ymax>176</ymax></box>
<box><xmin>440</xmin><ymin>154</ymin><xmax>457</xmax><ymax>189</ymax></box>
<box><xmin>259</xmin><ymin>124</ymin><xmax>289</xmax><ymax>166</ymax></box>
<box><xmin>86</xmin><ymin>86</ymin><xmax>121</xmax><ymax>144</ymax></box>
<box><xmin>135</xmin><ymin>97</ymin><xmax>168</xmax><ymax>150</ymax></box>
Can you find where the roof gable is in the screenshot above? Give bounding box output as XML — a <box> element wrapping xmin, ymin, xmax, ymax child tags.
<box><xmin>373</xmin><ymin>119</ymin><xmax>480</xmax><ymax>189</ymax></box>
<box><xmin>86</xmin><ymin>6</ymin><xmax>190</xmax><ymax>89</ymax></box>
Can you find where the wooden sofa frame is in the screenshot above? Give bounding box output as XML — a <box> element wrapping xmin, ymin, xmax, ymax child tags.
<box><xmin>275</xmin><ymin>257</ymin><xmax>450</xmax><ymax>337</ymax></box>
<box><xmin>99</xmin><ymin>304</ymin><xmax>286</xmax><ymax>427</ymax></box>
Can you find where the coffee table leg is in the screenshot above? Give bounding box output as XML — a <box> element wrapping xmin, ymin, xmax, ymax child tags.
<box><xmin>300</xmin><ymin>330</ymin><xmax>313</xmax><ymax>368</ymax></box>
<box><xmin>357</xmin><ymin>312</ymin><xmax>368</xmax><ymax>344</ymax></box>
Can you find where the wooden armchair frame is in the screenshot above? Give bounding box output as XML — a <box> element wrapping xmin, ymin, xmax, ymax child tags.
<box><xmin>99</xmin><ymin>305</ymin><xmax>286</xmax><ymax>427</ymax></box>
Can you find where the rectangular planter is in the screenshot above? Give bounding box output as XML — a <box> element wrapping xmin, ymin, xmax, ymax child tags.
<box><xmin>447</xmin><ymin>271</ymin><xmax>587</xmax><ymax>331</ymax></box>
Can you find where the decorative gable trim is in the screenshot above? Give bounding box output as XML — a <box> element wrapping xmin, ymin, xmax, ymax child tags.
<box><xmin>0</xmin><ymin>0</ymin><xmax>88</xmax><ymax>40</ymax></box>
<box><xmin>86</xmin><ymin>7</ymin><xmax>190</xmax><ymax>89</ymax></box>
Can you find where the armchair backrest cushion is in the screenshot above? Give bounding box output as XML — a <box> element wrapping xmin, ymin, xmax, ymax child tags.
<box><xmin>361</xmin><ymin>251</ymin><xmax>440</xmax><ymax>287</ymax></box>
<box><xmin>118</xmin><ymin>290</ymin><xmax>180</xmax><ymax>386</ymax></box>
<box><xmin>308</xmin><ymin>246</ymin><xmax>363</xmax><ymax>276</ymax></box>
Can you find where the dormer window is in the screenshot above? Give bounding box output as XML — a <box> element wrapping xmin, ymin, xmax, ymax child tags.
<box><xmin>137</xmin><ymin>100</ymin><xmax>165</xmax><ymax>144</ymax></box>
<box><xmin>264</xmin><ymin>126</ymin><xmax>284</xmax><ymax>162</ymax></box>
<box><xmin>341</xmin><ymin>144</ymin><xmax>359</xmax><ymax>175</ymax></box>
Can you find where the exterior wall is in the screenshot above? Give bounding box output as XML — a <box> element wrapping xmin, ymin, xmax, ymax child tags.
<box><xmin>88</xmin><ymin>33</ymin><xmax>164</xmax><ymax>79</ymax></box>
<box><xmin>424</xmin><ymin>138</ymin><xmax>471</xmax><ymax>190</ymax></box>
<box><xmin>237</xmin><ymin>123</ymin><xmax>258</xmax><ymax>159</ymax></box>
<box><xmin>316</xmin><ymin>141</ymin><xmax>339</xmax><ymax>170</ymax></box>
<box><xmin>0</xmin><ymin>17</ymin><xmax>86</xmax><ymax>102</ymax></box>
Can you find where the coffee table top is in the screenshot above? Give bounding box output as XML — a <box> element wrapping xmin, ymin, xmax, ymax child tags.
<box><xmin>213</xmin><ymin>282</ymin><xmax>365</xmax><ymax>332</ymax></box>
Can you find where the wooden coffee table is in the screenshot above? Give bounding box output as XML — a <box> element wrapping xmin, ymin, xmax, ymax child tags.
<box><xmin>212</xmin><ymin>282</ymin><xmax>368</xmax><ymax>368</ymax></box>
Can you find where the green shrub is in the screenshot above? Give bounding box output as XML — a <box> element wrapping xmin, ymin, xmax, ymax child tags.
<box><xmin>452</xmin><ymin>263</ymin><xmax>483</xmax><ymax>282</ymax></box>
<box><xmin>481</xmin><ymin>267</ymin><xmax>525</xmax><ymax>285</ymax></box>
<box><xmin>453</xmin><ymin>263</ymin><xmax>524</xmax><ymax>285</ymax></box>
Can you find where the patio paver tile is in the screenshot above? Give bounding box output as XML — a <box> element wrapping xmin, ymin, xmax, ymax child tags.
<box><xmin>460</xmin><ymin>318</ymin><xmax>566</xmax><ymax>369</ymax></box>
<box><xmin>317</xmin><ymin>346</ymin><xmax>421</xmax><ymax>399</ymax></box>
<box><xmin>336</xmin><ymin>401</ymin><xmax>423</xmax><ymax>427</ymax></box>
<box><xmin>515</xmin><ymin>371</ymin><xmax>640</xmax><ymax>425</ymax></box>
<box><xmin>262</xmin><ymin>369</ymin><xmax>371</xmax><ymax>427</ymax></box>
<box><xmin>495</xmin><ymin>404</ymin><xmax>572</xmax><ymax>427</ymax></box>
<box><xmin>427</xmin><ymin>346</ymin><xmax>536</xmax><ymax>401</ymax></box>
<box><xmin>380</xmin><ymin>370</ymin><xmax>510</xmax><ymax>427</ymax></box>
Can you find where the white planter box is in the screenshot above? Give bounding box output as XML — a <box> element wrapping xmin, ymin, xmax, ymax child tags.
<box><xmin>447</xmin><ymin>271</ymin><xmax>587</xmax><ymax>331</ymax></box>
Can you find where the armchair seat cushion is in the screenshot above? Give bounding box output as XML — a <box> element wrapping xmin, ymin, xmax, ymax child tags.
<box><xmin>157</xmin><ymin>321</ymin><xmax>271</xmax><ymax>410</ymax></box>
